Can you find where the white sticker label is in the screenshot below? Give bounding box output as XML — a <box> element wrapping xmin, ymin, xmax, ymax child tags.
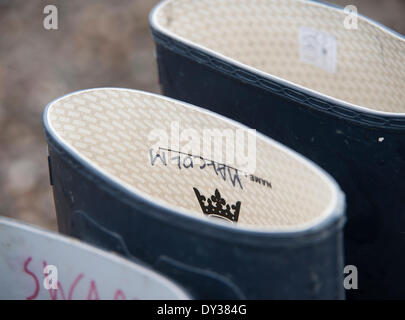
<box><xmin>299</xmin><ymin>26</ymin><xmax>337</xmax><ymax>73</ymax></box>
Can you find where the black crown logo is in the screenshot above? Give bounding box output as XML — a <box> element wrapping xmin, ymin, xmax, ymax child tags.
<box><xmin>193</xmin><ymin>187</ymin><xmax>241</xmax><ymax>223</ymax></box>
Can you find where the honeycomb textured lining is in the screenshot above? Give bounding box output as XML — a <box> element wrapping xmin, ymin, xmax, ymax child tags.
<box><xmin>47</xmin><ymin>88</ymin><xmax>338</xmax><ymax>230</ymax></box>
<box><xmin>154</xmin><ymin>0</ymin><xmax>405</xmax><ymax>113</ymax></box>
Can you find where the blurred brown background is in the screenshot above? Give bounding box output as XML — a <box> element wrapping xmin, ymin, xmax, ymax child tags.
<box><xmin>0</xmin><ymin>0</ymin><xmax>404</xmax><ymax>231</ymax></box>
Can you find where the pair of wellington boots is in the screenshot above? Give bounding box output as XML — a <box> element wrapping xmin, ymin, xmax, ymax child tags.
<box><xmin>40</xmin><ymin>0</ymin><xmax>404</xmax><ymax>299</ymax></box>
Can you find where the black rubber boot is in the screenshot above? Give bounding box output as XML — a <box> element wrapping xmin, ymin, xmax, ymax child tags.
<box><xmin>43</xmin><ymin>88</ymin><xmax>345</xmax><ymax>299</ymax></box>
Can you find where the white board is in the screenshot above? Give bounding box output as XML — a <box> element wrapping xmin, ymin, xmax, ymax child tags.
<box><xmin>0</xmin><ymin>217</ymin><xmax>189</xmax><ymax>300</ymax></box>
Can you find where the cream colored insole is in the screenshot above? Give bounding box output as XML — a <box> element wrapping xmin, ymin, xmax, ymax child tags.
<box><xmin>48</xmin><ymin>88</ymin><xmax>337</xmax><ymax>229</ymax></box>
<box><xmin>154</xmin><ymin>0</ymin><xmax>405</xmax><ymax>113</ymax></box>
